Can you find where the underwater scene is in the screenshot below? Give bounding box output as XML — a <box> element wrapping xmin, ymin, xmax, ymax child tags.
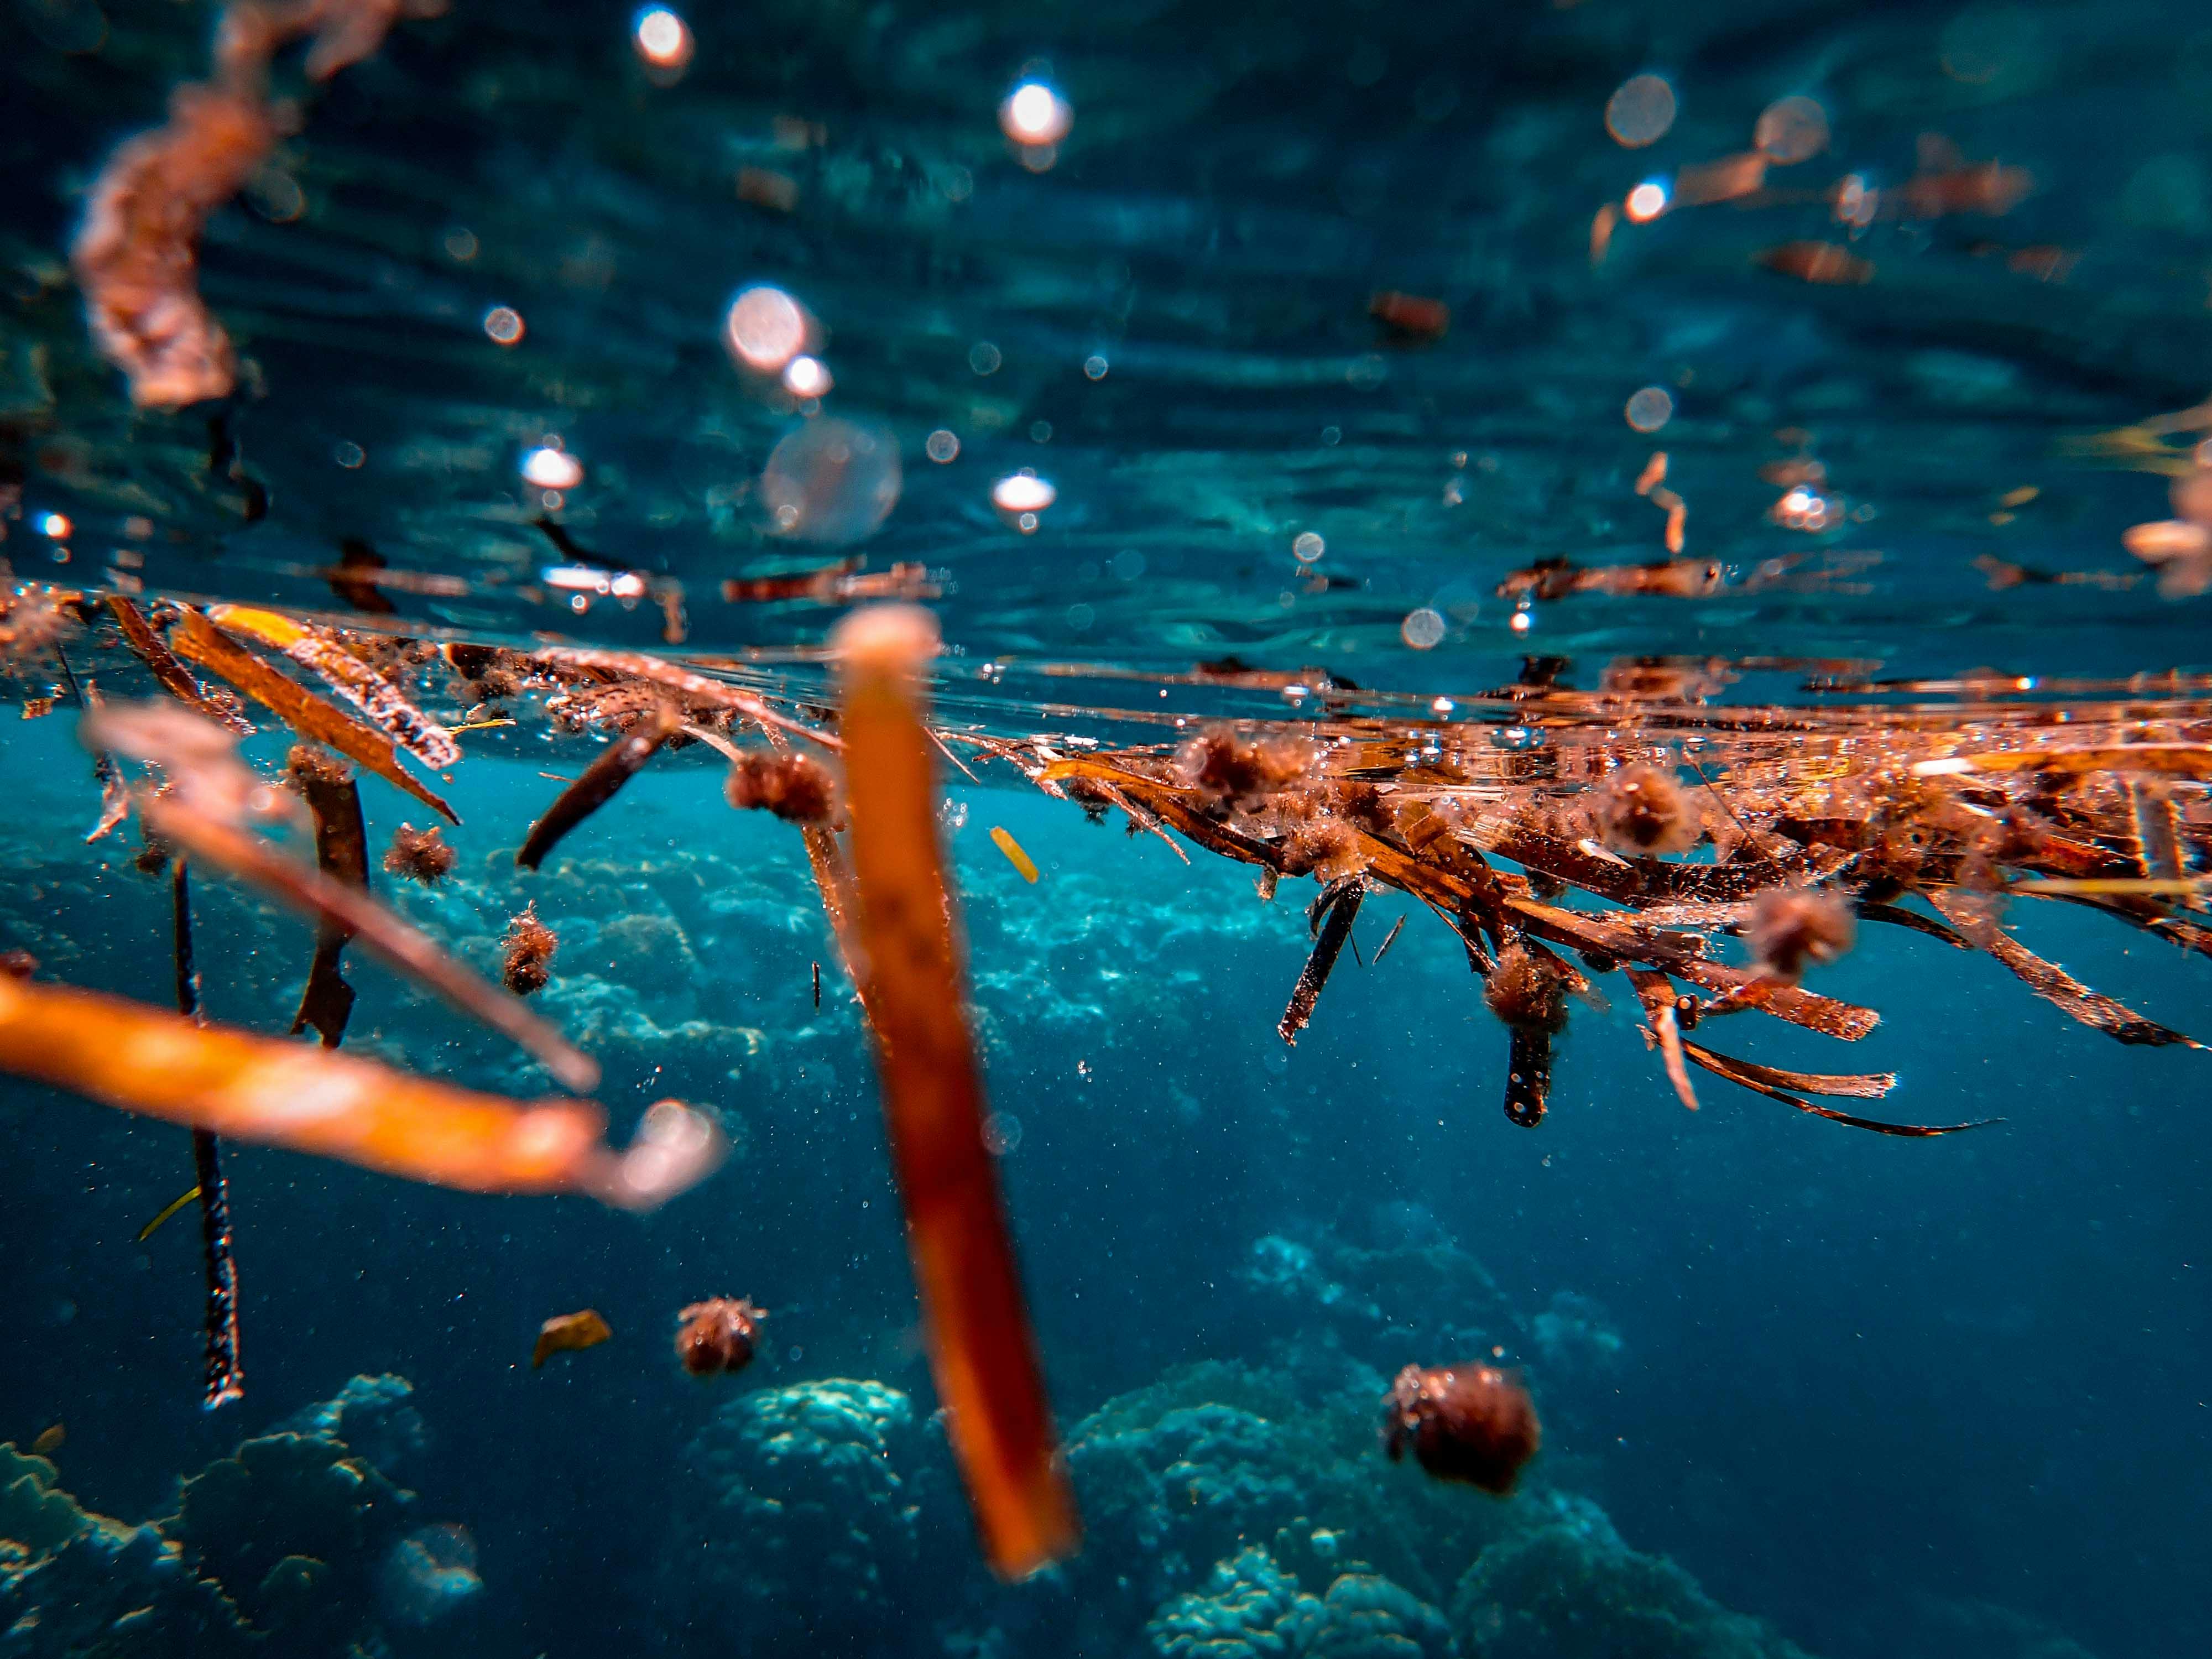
<box><xmin>2</xmin><ymin>1</ymin><xmax>2210</xmax><ymax>1656</ymax></box>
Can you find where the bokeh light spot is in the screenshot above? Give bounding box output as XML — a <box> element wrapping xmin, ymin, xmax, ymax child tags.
<box><xmin>1625</xmin><ymin>387</ymin><xmax>1675</xmax><ymax>432</ymax></box>
<box><xmin>1605</xmin><ymin>74</ymin><xmax>1677</xmax><ymax>148</ymax></box>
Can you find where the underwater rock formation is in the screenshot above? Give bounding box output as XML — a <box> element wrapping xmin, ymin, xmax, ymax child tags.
<box><xmin>669</xmin><ymin>1378</ymin><xmax>955</xmax><ymax>1652</ymax></box>
<box><xmin>1450</xmin><ymin>1494</ymin><xmax>1813</xmax><ymax>1659</ymax></box>
<box><xmin>1065</xmin><ymin>1361</ymin><xmax>1511</xmax><ymax>1615</ymax></box>
<box><xmin>2</xmin><ymin>1373</ymin><xmax>471</xmax><ymax>1657</ymax></box>
<box><xmin>1240</xmin><ymin>1230</ymin><xmax>1527</xmax><ymax>1383</ymax></box>
<box><xmin>1145</xmin><ymin>1545</ymin><xmax>1453</xmax><ymax>1659</ymax></box>
<box><xmin>1</xmin><ymin>1440</ymin><xmax>251</xmax><ymax>1658</ymax></box>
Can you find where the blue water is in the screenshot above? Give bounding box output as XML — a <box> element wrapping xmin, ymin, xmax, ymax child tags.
<box><xmin>6</xmin><ymin>1</ymin><xmax>2212</xmax><ymax>1656</ymax></box>
<box><xmin>2</xmin><ymin>715</ymin><xmax>2206</xmax><ymax>1658</ymax></box>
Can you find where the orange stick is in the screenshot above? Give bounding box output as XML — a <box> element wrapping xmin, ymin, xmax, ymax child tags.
<box><xmin>832</xmin><ymin>606</ymin><xmax>1079</xmax><ymax>1579</ymax></box>
<box><xmin>0</xmin><ymin>976</ymin><xmax>720</xmax><ymax>1205</ymax></box>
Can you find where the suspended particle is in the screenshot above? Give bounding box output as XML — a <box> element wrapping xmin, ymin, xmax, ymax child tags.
<box><xmin>969</xmin><ymin>340</ymin><xmax>1003</xmax><ymax>375</ymax></box>
<box><xmin>333</xmin><ymin>441</ymin><xmax>366</xmax><ymax>468</ymax></box>
<box><xmin>1400</xmin><ymin>607</ymin><xmax>1446</xmax><ymax>649</ymax></box>
<box><xmin>483</xmin><ymin>306</ymin><xmax>525</xmax><ymax>346</ymax></box>
<box><xmin>1625</xmin><ymin>387</ymin><xmax>1674</xmax><ymax>433</ymax></box>
<box><xmin>926</xmin><ymin>429</ymin><xmax>961</xmax><ymax>463</ymax></box>
<box><xmin>38</xmin><ymin>513</ymin><xmax>72</xmax><ymax>539</ymax></box>
<box><xmin>1083</xmin><ymin>354</ymin><xmax>1108</xmax><ymax>379</ymax></box>
<box><xmin>1293</xmin><ymin>531</ymin><xmax>1326</xmax><ymax>564</ymax></box>
<box><xmin>1605</xmin><ymin>74</ymin><xmax>1677</xmax><ymax>148</ymax></box>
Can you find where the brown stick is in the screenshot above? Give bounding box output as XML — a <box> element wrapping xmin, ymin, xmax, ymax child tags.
<box><xmin>832</xmin><ymin>606</ymin><xmax>1078</xmax><ymax>1580</ymax></box>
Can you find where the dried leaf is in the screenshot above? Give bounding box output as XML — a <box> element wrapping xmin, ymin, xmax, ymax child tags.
<box><xmin>1279</xmin><ymin>877</ymin><xmax>1364</xmax><ymax>1045</ymax></box>
<box><xmin>532</xmin><ymin>1310</ymin><xmax>613</xmax><ymax>1368</ymax></box>
<box><xmin>1930</xmin><ymin>893</ymin><xmax>2203</xmax><ymax>1047</ymax></box>
<box><xmin>286</xmin><ymin>752</ymin><xmax>367</xmax><ymax>1047</ymax></box>
<box><xmin>206</xmin><ymin>605</ymin><xmax>458</xmax><ymax>770</ymax></box>
<box><xmin>1677</xmin><ymin>1039</ymin><xmax>1997</xmax><ymax>1136</ymax></box>
<box><xmin>170</xmin><ymin>609</ymin><xmax>458</xmax><ymax>825</ymax></box>
<box><xmin>105</xmin><ymin>597</ymin><xmax>251</xmax><ymax>732</ymax></box>
<box><xmin>517</xmin><ymin>702</ymin><xmax>680</xmax><ymax>870</ymax></box>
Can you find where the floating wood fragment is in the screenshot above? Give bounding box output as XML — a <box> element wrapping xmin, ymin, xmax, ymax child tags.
<box><xmin>104</xmin><ymin>597</ymin><xmax>249</xmax><ymax>732</ymax></box>
<box><xmin>82</xmin><ymin>706</ymin><xmax>597</xmax><ymax>1091</ymax></box>
<box><xmin>990</xmin><ymin>826</ymin><xmax>1040</xmax><ymax>883</ymax></box>
<box><xmin>285</xmin><ymin>747</ymin><xmax>367</xmax><ymax>1047</ymax></box>
<box><xmin>1371</xmin><ymin>914</ymin><xmax>1408</xmax><ymax>964</ymax></box>
<box><xmin>1279</xmin><ymin>877</ymin><xmax>1365</xmax><ymax>1046</ymax></box>
<box><xmin>1915</xmin><ymin>745</ymin><xmax>2212</xmax><ymax>781</ymax></box>
<box><xmin>518</xmin><ymin>703</ymin><xmax>680</xmax><ymax>870</ymax></box>
<box><xmin>1929</xmin><ymin>893</ymin><xmax>2203</xmax><ymax>1047</ymax></box>
<box><xmin>205</xmin><ymin>604</ymin><xmax>460</xmax><ymax>769</ymax></box>
<box><xmin>169</xmin><ymin>609</ymin><xmax>457</xmax><ymax>824</ymax></box>
<box><xmin>0</xmin><ymin>975</ymin><xmax>721</xmax><ymax>1203</ymax></box>
<box><xmin>1678</xmin><ymin>1039</ymin><xmax>1996</xmax><ymax>1136</ymax></box>
<box><xmin>536</xmin><ymin>645</ymin><xmax>842</xmax><ymax>752</ymax></box>
<box><xmin>1626</xmin><ymin>968</ymin><xmax>1699</xmax><ymax>1112</ymax></box>
<box><xmin>532</xmin><ymin>1310</ymin><xmax>613</xmax><ymax>1368</ymax></box>
<box><xmin>832</xmin><ymin>604</ymin><xmax>1079</xmax><ymax>1581</ymax></box>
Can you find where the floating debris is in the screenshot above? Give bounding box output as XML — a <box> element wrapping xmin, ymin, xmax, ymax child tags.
<box><xmin>674</xmin><ymin>1297</ymin><xmax>765</xmax><ymax>1376</ymax></box>
<box><xmin>0</xmin><ymin>974</ymin><xmax>721</xmax><ymax>1203</ymax></box>
<box><xmin>502</xmin><ymin>905</ymin><xmax>558</xmax><ymax>998</ymax></box>
<box><xmin>532</xmin><ymin>1310</ymin><xmax>613</xmax><ymax>1369</ymax></box>
<box><xmin>990</xmin><ymin>826</ymin><xmax>1040</xmax><ymax>883</ymax></box>
<box><xmin>518</xmin><ymin>702</ymin><xmax>680</xmax><ymax>870</ymax></box>
<box><xmin>135</xmin><ymin>1183</ymin><xmax>203</xmax><ymax>1244</ymax></box>
<box><xmin>832</xmin><ymin>604</ymin><xmax>1079</xmax><ymax>1580</ymax></box>
<box><xmin>30</xmin><ymin>1423</ymin><xmax>64</xmax><ymax>1458</ymax></box>
<box><xmin>384</xmin><ymin>824</ymin><xmax>456</xmax><ymax>885</ymax></box>
<box><xmin>285</xmin><ymin>745</ymin><xmax>367</xmax><ymax>1048</ymax></box>
<box><xmin>723</xmin><ymin>750</ymin><xmax>837</xmax><ymax>824</ymax></box>
<box><xmin>1381</xmin><ymin>1363</ymin><xmax>1541</xmax><ymax>1495</ymax></box>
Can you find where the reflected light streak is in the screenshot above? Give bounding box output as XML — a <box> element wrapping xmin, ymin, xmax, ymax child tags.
<box><xmin>521</xmin><ymin>446</ymin><xmax>585</xmax><ymax>491</ymax></box>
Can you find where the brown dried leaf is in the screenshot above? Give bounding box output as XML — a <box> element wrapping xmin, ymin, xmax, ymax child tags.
<box><xmin>170</xmin><ymin>609</ymin><xmax>458</xmax><ymax>825</ymax></box>
<box><xmin>1930</xmin><ymin>893</ymin><xmax>2204</xmax><ymax>1048</ymax></box>
<box><xmin>531</xmin><ymin>1310</ymin><xmax>613</xmax><ymax>1369</ymax></box>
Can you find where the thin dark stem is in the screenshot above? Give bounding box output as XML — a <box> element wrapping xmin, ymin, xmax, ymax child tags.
<box><xmin>172</xmin><ymin>859</ymin><xmax>244</xmax><ymax>1408</ymax></box>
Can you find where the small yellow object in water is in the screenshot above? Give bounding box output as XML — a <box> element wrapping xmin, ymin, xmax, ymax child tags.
<box><xmin>32</xmin><ymin>1422</ymin><xmax>65</xmax><ymax>1457</ymax></box>
<box><xmin>989</xmin><ymin>826</ymin><xmax>1040</xmax><ymax>883</ymax></box>
<box><xmin>135</xmin><ymin>1182</ymin><xmax>202</xmax><ymax>1243</ymax></box>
